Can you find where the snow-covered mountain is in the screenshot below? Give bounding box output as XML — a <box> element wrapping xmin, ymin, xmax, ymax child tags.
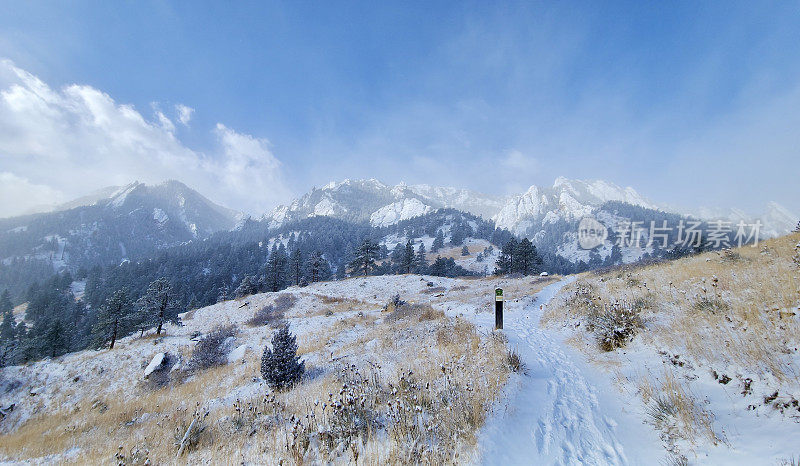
<box><xmin>492</xmin><ymin>177</ymin><xmax>659</xmax><ymax>236</ymax></box>
<box><xmin>102</xmin><ymin>180</ymin><xmax>242</xmax><ymax>237</ymax></box>
<box><xmin>264</xmin><ymin>179</ymin><xmax>506</xmax><ymax>228</ymax></box>
<box><xmin>264</xmin><ymin>176</ymin><xmax>661</xmax><ymax>233</ymax></box>
<box><xmin>264</xmin><ymin>176</ymin><xmax>797</xmax><ymax>240</ymax></box>
<box><xmin>0</xmin><ymin>180</ymin><xmax>242</xmax><ymax>271</ymax></box>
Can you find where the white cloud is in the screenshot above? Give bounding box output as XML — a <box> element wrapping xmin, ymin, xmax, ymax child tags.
<box><xmin>155</xmin><ymin>110</ymin><xmax>175</xmax><ymax>133</ymax></box>
<box><xmin>502</xmin><ymin>149</ymin><xmax>538</xmax><ymax>173</ymax></box>
<box><xmin>176</xmin><ymin>104</ymin><xmax>194</xmax><ymax>126</ymax></box>
<box><xmin>0</xmin><ymin>172</ymin><xmax>64</xmax><ymax>216</ymax></box>
<box><xmin>0</xmin><ymin>59</ymin><xmax>291</xmax><ymax>218</ymax></box>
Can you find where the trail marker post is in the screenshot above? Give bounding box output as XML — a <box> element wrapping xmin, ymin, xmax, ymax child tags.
<box><xmin>495</xmin><ymin>287</ymin><xmax>504</xmax><ymax>330</ymax></box>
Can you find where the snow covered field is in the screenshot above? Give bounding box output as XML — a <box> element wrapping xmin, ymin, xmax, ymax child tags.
<box><xmin>2</xmin><ymin>232</ymin><xmax>797</xmax><ymax>464</ymax></box>
<box><xmin>544</xmin><ymin>233</ymin><xmax>800</xmax><ymax>465</ymax></box>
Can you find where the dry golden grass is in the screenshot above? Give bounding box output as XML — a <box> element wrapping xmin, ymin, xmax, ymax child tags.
<box><xmin>548</xmin><ymin>234</ymin><xmax>800</xmax><ymax>380</ymax></box>
<box><xmin>546</xmin><ymin>233</ymin><xmax>800</xmax><ymax>448</ymax></box>
<box><xmin>637</xmin><ymin>368</ymin><xmax>722</xmax><ymax>446</ymax></box>
<box><xmin>429</xmin><ymin>242</ymin><xmax>486</xmax><ymax>261</ymax></box>
<box><xmin>0</xmin><ymin>286</ymin><xmax>509</xmax><ymax>464</ymax></box>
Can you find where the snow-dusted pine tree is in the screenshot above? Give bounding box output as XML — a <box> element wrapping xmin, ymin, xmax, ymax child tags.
<box><xmin>431</xmin><ymin>230</ymin><xmax>445</xmax><ymax>253</ymax></box>
<box><xmin>399</xmin><ymin>240</ymin><xmax>415</xmax><ymax>274</ymax></box>
<box><xmin>0</xmin><ymin>290</ymin><xmax>17</xmax><ymax>367</ymax></box>
<box><xmin>136</xmin><ymin>278</ymin><xmax>180</xmax><ymax>335</ymax></box>
<box><xmin>461</xmin><ymin>245</ymin><xmax>470</xmax><ymax>256</ymax></box>
<box><xmin>261</xmin><ymin>324</ymin><xmax>304</xmax><ymax>390</ymax></box>
<box><xmin>494</xmin><ymin>238</ymin><xmax>517</xmax><ymax>275</ymax></box>
<box><xmin>289</xmin><ymin>248</ymin><xmax>303</xmax><ymax>285</ymax></box>
<box><xmin>348</xmin><ymin>239</ymin><xmax>380</xmax><ymax>276</ymax></box>
<box><xmin>414</xmin><ymin>243</ymin><xmax>427</xmax><ymax>273</ymax></box>
<box><xmin>306</xmin><ymin>251</ymin><xmax>330</xmax><ymax>283</ymax></box>
<box><xmin>234</xmin><ymin>276</ymin><xmax>258</xmax><ymax>298</ymax></box>
<box><xmin>91</xmin><ymin>289</ymin><xmax>133</xmax><ymax>349</ymax></box>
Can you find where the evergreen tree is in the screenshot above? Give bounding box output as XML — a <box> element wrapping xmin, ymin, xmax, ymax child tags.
<box><xmin>234</xmin><ymin>275</ymin><xmax>258</xmax><ymax>298</ymax></box>
<box><xmin>261</xmin><ymin>324</ymin><xmax>305</xmax><ymax>390</ymax></box>
<box><xmin>514</xmin><ymin>238</ymin><xmax>541</xmax><ymax>275</ymax></box>
<box><xmin>265</xmin><ymin>245</ymin><xmax>289</xmax><ymax>292</ymax></box>
<box><xmin>289</xmin><ymin>248</ymin><xmax>304</xmax><ymax>285</ymax></box>
<box><xmin>794</xmin><ymin>221</ymin><xmax>800</xmax><ymax>233</ymax></box>
<box><xmin>450</xmin><ymin>224</ymin><xmax>465</xmax><ymax>246</ymax></box>
<box><xmin>0</xmin><ymin>291</ymin><xmax>17</xmax><ymax>366</ymax></box>
<box><xmin>609</xmin><ymin>244</ymin><xmax>623</xmax><ymax>265</ymax></box>
<box><xmin>461</xmin><ymin>245</ymin><xmax>470</xmax><ymax>256</ymax></box>
<box><xmin>431</xmin><ymin>230</ymin><xmax>445</xmax><ymax>253</ymax></box>
<box><xmin>495</xmin><ymin>238</ymin><xmax>517</xmax><ymax>275</ymax></box>
<box><xmin>398</xmin><ymin>240</ymin><xmax>415</xmax><ymax>274</ymax></box>
<box><xmin>0</xmin><ymin>290</ymin><xmax>12</xmax><ymax>314</ymax></box>
<box><xmin>136</xmin><ymin>278</ymin><xmax>180</xmax><ymax>335</ymax></box>
<box><xmin>44</xmin><ymin>319</ymin><xmax>69</xmax><ymax>358</ymax></box>
<box><xmin>91</xmin><ymin>289</ymin><xmax>133</xmax><ymax>349</ymax></box>
<box><xmin>414</xmin><ymin>243</ymin><xmax>428</xmax><ymax>274</ymax></box>
<box><xmin>349</xmin><ymin>239</ymin><xmax>380</xmax><ymax>276</ymax></box>
<box><xmin>306</xmin><ymin>251</ymin><xmax>329</xmax><ymax>283</ymax></box>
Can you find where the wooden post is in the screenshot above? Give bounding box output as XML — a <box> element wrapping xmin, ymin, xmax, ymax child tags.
<box><xmin>495</xmin><ymin>287</ymin><xmax>504</xmax><ymax>330</ymax></box>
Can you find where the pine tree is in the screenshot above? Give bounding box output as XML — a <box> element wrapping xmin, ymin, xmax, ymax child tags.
<box><xmin>495</xmin><ymin>238</ymin><xmax>517</xmax><ymax>275</ymax></box>
<box><xmin>414</xmin><ymin>243</ymin><xmax>427</xmax><ymax>274</ymax></box>
<box><xmin>136</xmin><ymin>278</ymin><xmax>179</xmax><ymax>335</ymax></box>
<box><xmin>450</xmin><ymin>224</ymin><xmax>465</xmax><ymax>246</ymax></box>
<box><xmin>44</xmin><ymin>319</ymin><xmax>69</xmax><ymax>358</ymax></box>
<box><xmin>265</xmin><ymin>245</ymin><xmax>289</xmax><ymax>292</ymax></box>
<box><xmin>289</xmin><ymin>248</ymin><xmax>304</xmax><ymax>285</ymax></box>
<box><xmin>0</xmin><ymin>290</ymin><xmax>12</xmax><ymax>315</ymax></box>
<box><xmin>794</xmin><ymin>221</ymin><xmax>800</xmax><ymax>233</ymax></box>
<box><xmin>349</xmin><ymin>239</ymin><xmax>380</xmax><ymax>276</ymax></box>
<box><xmin>234</xmin><ymin>276</ymin><xmax>258</xmax><ymax>298</ymax></box>
<box><xmin>91</xmin><ymin>289</ymin><xmax>133</xmax><ymax>349</ymax></box>
<box><xmin>431</xmin><ymin>230</ymin><xmax>445</xmax><ymax>253</ymax></box>
<box><xmin>306</xmin><ymin>251</ymin><xmax>327</xmax><ymax>283</ymax></box>
<box><xmin>0</xmin><ymin>291</ymin><xmax>17</xmax><ymax>366</ymax></box>
<box><xmin>461</xmin><ymin>245</ymin><xmax>470</xmax><ymax>256</ymax></box>
<box><xmin>609</xmin><ymin>244</ymin><xmax>623</xmax><ymax>265</ymax></box>
<box><xmin>261</xmin><ymin>324</ymin><xmax>305</xmax><ymax>390</ymax></box>
<box><xmin>514</xmin><ymin>238</ymin><xmax>537</xmax><ymax>275</ymax></box>
<box><xmin>398</xmin><ymin>240</ymin><xmax>415</xmax><ymax>274</ymax></box>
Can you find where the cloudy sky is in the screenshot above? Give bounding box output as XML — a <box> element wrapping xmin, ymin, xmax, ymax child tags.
<box><xmin>0</xmin><ymin>1</ymin><xmax>798</xmax><ymax>218</ymax></box>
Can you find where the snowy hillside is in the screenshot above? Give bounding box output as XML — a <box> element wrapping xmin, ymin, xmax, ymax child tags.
<box><xmin>544</xmin><ymin>233</ymin><xmax>800</xmax><ymax>465</ymax></box>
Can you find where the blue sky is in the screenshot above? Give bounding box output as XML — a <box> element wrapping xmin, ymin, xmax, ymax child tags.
<box><xmin>0</xmin><ymin>1</ymin><xmax>798</xmax><ymax>216</ymax></box>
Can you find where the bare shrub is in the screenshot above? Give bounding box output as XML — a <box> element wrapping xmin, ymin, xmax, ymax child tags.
<box><xmin>386</xmin><ymin>303</ymin><xmax>444</xmax><ymax>323</ymax></box>
<box><xmin>246</xmin><ymin>294</ymin><xmax>296</xmax><ymax>327</ymax></box>
<box><xmin>383</xmin><ymin>294</ymin><xmax>406</xmax><ymax>312</ymax></box>
<box><xmin>591</xmin><ymin>300</ymin><xmax>644</xmax><ymax>351</ymax></box>
<box><xmin>506</xmin><ymin>347</ymin><xmax>526</xmax><ymax>374</ymax></box>
<box><xmin>187</xmin><ymin>325</ymin><xmax>237</xmax><ymax>372</ymax></box>
<box><xmin>693</xmin><ymin>297</ymin><xmax>729</xmax><ymax>314</ymax></box>
<box><xmin>246</xmin><ymin>305</ymin><xmax>282</xmax><ymax>327</ymax></box>
<box><xmin>274</xmin><ymin>294</ymin><xmax>297</xmax><ymax>313</ymax></box>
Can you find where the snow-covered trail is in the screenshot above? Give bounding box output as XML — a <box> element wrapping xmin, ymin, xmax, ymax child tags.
<box><xmin>470</xmin><ymin>278</ymin><xmax>662</xmax><ymax>466</ymax></box>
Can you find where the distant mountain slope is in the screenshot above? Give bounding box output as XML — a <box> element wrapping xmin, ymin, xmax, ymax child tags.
<box><xmin>264</xmin><ymin>179</ymin><xmax>506</xmax><ymax>228</ymax></box>
<box><xmin>0</xmin><ymin>180</ymin><xmax>241</xmax><ymax>273</ymax></box>
<box><xmin>492</xmin><ymin>177</ymin><xmax>658</xmax><ymax>235</ymax></box>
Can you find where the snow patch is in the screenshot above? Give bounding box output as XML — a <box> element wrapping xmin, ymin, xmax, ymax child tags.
<box><xmin>369</xmin><ymin>198</ymin><xmax>433</xmax><ymax>227</ymax></box>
